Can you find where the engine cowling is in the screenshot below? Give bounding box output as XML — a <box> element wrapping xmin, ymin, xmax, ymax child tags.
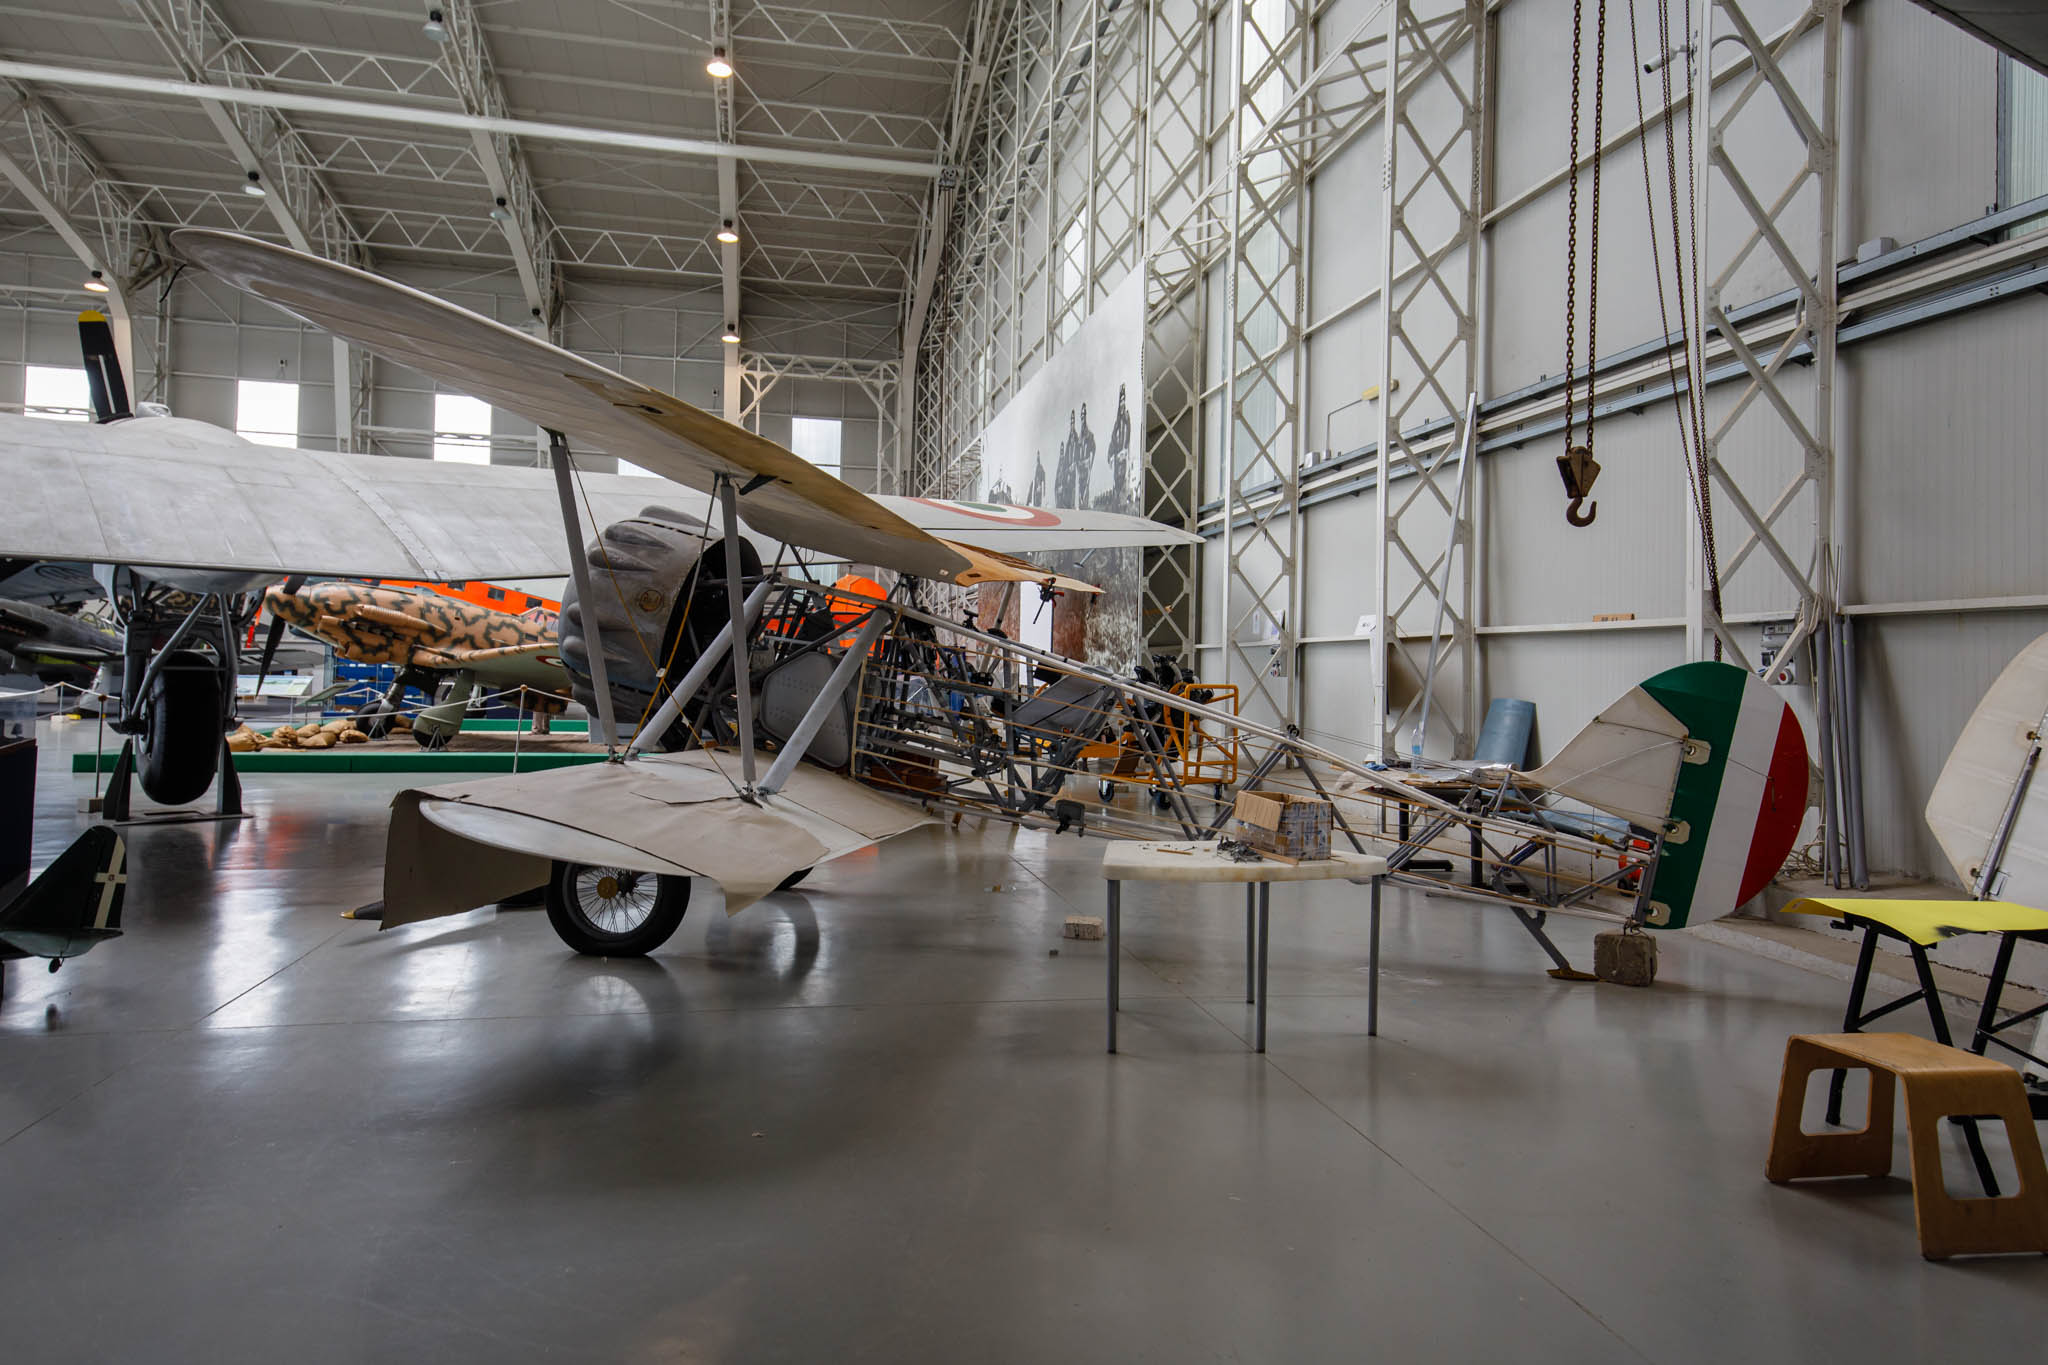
<box><xmin>556</xmin><ymin>506</ymin><xmax>761</xmax><ymax>751</ymax></box>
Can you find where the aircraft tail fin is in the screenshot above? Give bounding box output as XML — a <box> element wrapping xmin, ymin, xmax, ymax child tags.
<box><xmin>1627</xmin><ymin>662</ymin><xmax>1809</xmax><ymax>928</ymax></box>
<box><xmin>0</xmin><ymin>827</ymin><xmax>128</xmax><ymax>962</ymax></box>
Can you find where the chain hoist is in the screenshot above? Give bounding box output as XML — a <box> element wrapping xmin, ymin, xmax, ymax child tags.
<box><xmin>1560</xmin><ymin>0</ymin><xmax>1610</xmax><ymax>528</ymax></box>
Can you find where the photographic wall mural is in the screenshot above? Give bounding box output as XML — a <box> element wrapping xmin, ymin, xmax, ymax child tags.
<box><xmin>974</xmin><ymin>271</ymin><xmax>1146</xmax><ymax>675</ymax></box>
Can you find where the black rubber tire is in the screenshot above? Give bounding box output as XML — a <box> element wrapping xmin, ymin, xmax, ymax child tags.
<box><xmin>775</xmin><ymin>868</ymin><xmax>810</xmax><ymax>892</ymax></box>
<box><xmin>138</xmin><ymin>648</ymin><xmax>222</xmax><ymax>805</ymax></box>
<box><xmin>1098</xmin><ymin>779</ymin><xmax>1116</xmax><ymax>802</ymax></box>
<box><xmin>544</xmin><ymin>861</ymin><xmax>690</xmax><ymax>956</ymax></box>
<box><xmin>413</xmin><ymin>725</ymin><xmax>453</xmax><ymax>751</ymax></box>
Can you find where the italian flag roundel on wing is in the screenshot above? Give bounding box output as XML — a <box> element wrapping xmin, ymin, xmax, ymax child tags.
<box><xmin>1639</xmin><ymin>661</ymin><xmax>1808</xmax><ymax>928</ymax></box>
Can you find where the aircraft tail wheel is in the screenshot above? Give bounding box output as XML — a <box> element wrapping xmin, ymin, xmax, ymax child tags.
<box><xmin>544</xmin><ymin>860</ymin><xmax>690</xmax><ymax>956</ymax></box>
<box><xmin>413</xmin><ymin>725</ymin><xmax>454</xmax><ymax>751</ymax></box>
<box><xmin>138</xmin><ymin>648</ymin><xmax>223</xmax><ymax>805</ymax></box>
<box><xmin>1098</xmin><ymin>779</ymin><xmax>1116</xmax><ymax>803</ymax></box>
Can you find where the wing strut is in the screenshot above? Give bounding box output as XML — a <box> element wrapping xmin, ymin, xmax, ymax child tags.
<box><xmin>716</xmin><ymin>473</ymin><xmax>758</xmax><ymax>795</ymax></box>
<box><xmin>546</xmin><ymin>430</ymin><xmax>619</xmax><ymax>752</ymax></box>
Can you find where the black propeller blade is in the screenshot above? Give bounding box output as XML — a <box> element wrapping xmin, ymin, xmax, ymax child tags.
<box><xmin>254</xmin><ymin>575</ymin><xmax>305</xmax><ymax>692</ymax></box>
<box><xmin>77</xmin><ymin>310</ymin><xmax>132</xmax><ymax>423</ymax></box>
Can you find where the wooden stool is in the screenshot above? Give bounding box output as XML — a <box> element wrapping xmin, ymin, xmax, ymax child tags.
<box><xmin>1766</xmin><ymin>1033</ymin><xmax>2048</xmax><ymax>1260</ymax></box>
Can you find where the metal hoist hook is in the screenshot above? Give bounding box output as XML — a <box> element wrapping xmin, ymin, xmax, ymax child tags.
<box><xmin>1557</xmin><ymin>444</ymin><xmax>1601</xmax><ymax>528</ymax></box>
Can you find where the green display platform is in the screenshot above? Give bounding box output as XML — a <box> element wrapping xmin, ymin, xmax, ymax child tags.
<box><xmin>73</xmin><ymin>750</ymin><xmax>605</xmax><ymax>775</ymax></box>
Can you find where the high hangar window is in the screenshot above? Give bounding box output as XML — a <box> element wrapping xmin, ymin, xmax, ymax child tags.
<box><xmin>790</xmin><ymin>417</ymin><xmax>841</xmax><ymax>478</ymax></box>
<box><xmin>433</xmin><ymin>392</ymin><xmax>493</xmax><ymax>464</ymax></box>
<box><xmin>23</xmin><ymin>365</ymin><xmax>90</xmax><ymax>421</ymax></box>
<box><xmin>236</xmin><ymin>379</ymin><xmax>299</xmax><ymax>447</ymax></box>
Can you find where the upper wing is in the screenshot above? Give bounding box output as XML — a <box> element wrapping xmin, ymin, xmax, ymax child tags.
<box><xmin>0</xmin><ymin>411</ymin><xmax>704</xmax><ymax>581</ymax></box>
<box><xmin>937</xmin><ymin>540</ymin><xmax>1102</xmax><ymax>593</ymax></box>
<box><xmin>880</xmin><ymin>497</ymin><xmax>1199</xmax><ymax>551</ymax></box>
<box><xmin>175</xmin><ymin>229</ymin><xmax>970</xmax><ymax>582</ymax></box>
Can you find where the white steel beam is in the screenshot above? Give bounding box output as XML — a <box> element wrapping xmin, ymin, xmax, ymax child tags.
<box><xmin>0</xmin><ymin>59</ymin><xmax>947</xmax><ymax>180</ymax></box>
<box><xmin>440</xmin><ymin>0</ymin><xmax>559</xmax><ymax>325</ymax></box>
<box><xmin>124</xmin><ymin>0</ymin><xmax>370</xmax><ymax>451</ymax></box>
<box><xmin>0</xmin><ymin>80</ymin><xmax>162</xmax><ymax>384</ymax></box>
<box><xmin>1371</xmin><ymin>1</ymin><xmax>1486</xmax><ymax>758</ymax></box>
<box><xmin>711</xmin><ymin>0</ymin><xmax>743</xmax><ymax>421</ymax></box>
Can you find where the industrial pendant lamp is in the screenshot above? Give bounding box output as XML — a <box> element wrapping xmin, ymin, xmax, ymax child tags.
<box><xmin>716</xmin><ymin>219</ymin><xmax>739</xmax><ymax>244</ymax></box>
<box><xmin>241</xmin><ymin>169</ymin><xmax>266</xmax><ymax>197</ymax></box>
<box><xmin>721</xmin><ymin>323</ymin><xmax>741</xmax><ymax>344</ymax></box>
<box><xmin>706</xmin><ymin>47</ymin><xmax>734</xmax><ymax>79</ymax></box>
<box><xmin>83</xmin><ymin>270</ymin><xmax>110</xmax><ymax>294</ymax></box>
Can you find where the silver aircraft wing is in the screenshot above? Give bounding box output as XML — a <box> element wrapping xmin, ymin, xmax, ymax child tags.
<box><xmin>0</xmin><ymin>410</ymin><xmax>698</xmax><ymax>581</ymax></box>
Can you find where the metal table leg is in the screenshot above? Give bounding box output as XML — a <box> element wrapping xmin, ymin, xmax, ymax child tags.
<box><xmin>1255</xmin><ymin>882</ymin><xmax>1270</xmax><ymax>1053</ymax></box>
<box><xmin>1368</xmin><ymin>875</ymin><xmax>1382</xmax><ymax>1038</ymax></box>
<box><xmin>1245</xmin><ymin>884</ymin><xmax>1256</xmax><ymax>1004</ymax></box>
<box><xmin>1827</xmin><ymin>923</ymin><xmax>1882</xmax><ymax>1124</ymax></box>
<box><xmin>1107</xmin><ymin>878</ymin><xmax>1120</xmax><ymax>1054</ymax></box>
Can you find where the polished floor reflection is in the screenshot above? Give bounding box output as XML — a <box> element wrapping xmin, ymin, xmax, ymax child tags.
<box><xmin>4</xmin><ymin>718</ymin><xmax>2044</xmax><ymax>1362</ymax></box>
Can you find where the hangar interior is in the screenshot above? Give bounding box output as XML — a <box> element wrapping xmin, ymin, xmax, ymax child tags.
<box><xmin>4</xmin><ymin>0</ymin><xmax>2048</xmax><ymax>1359</ymax></box>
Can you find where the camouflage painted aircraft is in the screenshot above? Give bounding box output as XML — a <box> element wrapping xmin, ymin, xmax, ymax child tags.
<box><xmin>261</xmin><ymin>580</ymin><xmax>566</xmax><ymax>748</ymax></box>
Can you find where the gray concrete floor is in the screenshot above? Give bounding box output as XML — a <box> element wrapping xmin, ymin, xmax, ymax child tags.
<box><xmin>4</xmin><ymin>715</ymin><xmax>2045</xmax><ymax>1363</ymax></box>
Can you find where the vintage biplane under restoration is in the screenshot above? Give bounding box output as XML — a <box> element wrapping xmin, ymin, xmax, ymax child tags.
<box><xmin>177</xmin><ymin>229</ymin><xmax>1813</xmax><ymax>966</ymax></box>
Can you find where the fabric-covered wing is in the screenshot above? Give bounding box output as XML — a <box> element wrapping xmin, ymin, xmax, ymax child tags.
<box><xmin>1926</xmin><ymin>630</ymin><xmax>2048</xmax><ymax>905</ymax></box>
<box><xmin>0</xmin><ymin>411</ymin><xmax>698</xmax><ymax>580</ymax></box>
<box><xmin>939</xmin><ymin>540</ymin><xmax>1103</xmax><ymax>593</ymax></box>
<box><xmin>881</xmin><ymin>497</ymin><xmax>1200</xmax><ymax>551</ymax></box>
<box><xmin>175</xmin><ymin>230</ymin><xmax>969</xmax><ymax>581</ymax></box>
<box><xmin>381</xmin><ymin>750</ymin><xmax>930</xmax><ymax>927</ymax></box>
<box><xmin>1524</xmin><ymin>686</ymin><xmax>1688</xmax><ymax>829</ymax></box>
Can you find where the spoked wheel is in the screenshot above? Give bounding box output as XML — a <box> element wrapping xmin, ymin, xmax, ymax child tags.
<box><xmin>544</xmin><ymin>860</ymin><xmax>691</xmax><ymax>956</ymax></box>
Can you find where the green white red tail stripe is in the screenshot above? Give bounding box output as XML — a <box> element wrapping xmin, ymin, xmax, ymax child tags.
<box><xmin>1638</xmin><ymin>662</ymin><xmax>1808</xmax><ymax>928</ymax></box>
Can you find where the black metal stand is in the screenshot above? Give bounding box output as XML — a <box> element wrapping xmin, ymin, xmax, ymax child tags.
<box><xmin>1825</xmin><ymin>914</ymin><xmax>2001</xmax><ymax>1195</ymax></box>
<box><xmin>1970</xmin><ymin>927</ymin><xmax>2048</xmax><ymax>1120</ymax></box>
<box><xmin>98</xmin><ymin>735</ymin><xmax>250</xmax><ymax>827</ymax></box>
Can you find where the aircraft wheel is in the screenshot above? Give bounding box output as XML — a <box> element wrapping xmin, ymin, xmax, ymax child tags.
<box><xmin>1098</xmin><ymin>779</ymin><xmax>1116</xmax><ymax>803</ymax></box>
<box><xmin>545</xmin><ymin>861</ymin><xmax>690</xmax><ymax>956</ymax></box>
<box><xmin>413</xmin><ymin>725</ymin><xmax>454</xmax><ymax>751</ymax></box>
<box><xmin>138</xmin><ymin>649</ymin><xmax>222</xmax><ymax>805</ymax></box>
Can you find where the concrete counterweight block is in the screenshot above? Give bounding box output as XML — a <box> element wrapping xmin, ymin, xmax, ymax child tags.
<box><xmin>1594</xmin><ymin>927</ymin><xmax>1658</xmax><ymax>986</ymax></box>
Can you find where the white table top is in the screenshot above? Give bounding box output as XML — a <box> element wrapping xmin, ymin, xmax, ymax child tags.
<box><xmin>1101</xmin><ymin>839</ymin><xmax>1388</xmax><ymax>884</ymax></box>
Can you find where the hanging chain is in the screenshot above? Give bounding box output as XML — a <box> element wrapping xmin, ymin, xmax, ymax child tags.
<box><xmin>1585</xmin><ymin>0</ymin><xmax>1607</xmax><ymax>455</ymax></box>
<box><xmin>1560</xmin><ymin>0</ymin><xmax>1609</xmax><ymax>526</ymax></box>
<box><xmin>1562</xmin><ymin>0</ymin><xmax>1586</xmax><ymax>450</ymax></box>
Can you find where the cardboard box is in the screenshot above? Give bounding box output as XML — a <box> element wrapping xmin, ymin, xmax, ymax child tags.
<box><xmin>1231</xmin><ymin>789</ymin><xmax>1332</xmax><ymax>862</ymax></box>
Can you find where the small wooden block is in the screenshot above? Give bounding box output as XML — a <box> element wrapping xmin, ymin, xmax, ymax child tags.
<box><xmin>1593</xmin><ymin>928</ymin><xmax>1658</xmax><ymax>987</ymax></box>
<box><xmin>1063</xmin><ymin>915</ymin><xmax>1105</xmax><ymax>940</ymax></box>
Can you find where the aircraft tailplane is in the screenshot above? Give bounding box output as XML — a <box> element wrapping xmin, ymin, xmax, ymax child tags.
<box><xmin>0</xmin><ymin>826</ymin><xmax>128</xmax><ymax>964</ymax></box>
